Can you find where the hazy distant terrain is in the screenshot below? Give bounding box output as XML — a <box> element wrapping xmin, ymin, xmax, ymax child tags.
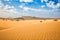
<box><xmin>0</xmin><ymin>16</ymin><xmax>60</xmax><ymax>20</ymax></box>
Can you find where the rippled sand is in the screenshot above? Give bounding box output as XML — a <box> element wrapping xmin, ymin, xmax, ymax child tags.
<box><xmin>0</xmin><ymin>19</ymin><xmax>60</xmax><ymax>40</ymax></box>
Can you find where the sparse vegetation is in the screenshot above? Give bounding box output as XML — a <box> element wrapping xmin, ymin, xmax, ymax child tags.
<box><xmin>40</xmin><ymin>20</ymin><xmax>42</xmax><ymax>22</ymax></box>
<box><xmin>0</xmin><ymin>20</ymin><xmax>60</xmax><ymax>40</ymax></box>
<box><xmin>16</xmin><ymin>20</ymin><xmax>19</xmax><ymax>21</ymax></box>
<box><xmin>54</xmin><ymin>19</ymin><xmax>58</xmax><ymax>21</ymax></box>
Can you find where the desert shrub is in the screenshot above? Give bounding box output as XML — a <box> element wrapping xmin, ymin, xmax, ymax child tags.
<box><xmin>40</xmin><ymin>20</ymin><xmax>42</xmax><ymax>22</ymax></box>
<box><xmin>16</xmin><ymin>20</ymin><xmax>19</xmax><ymax>21</ymax></box>
<box><xmin>54</xmin><ymin>19</ymin><xmax>58</xmax><ymax>21</ymax></box>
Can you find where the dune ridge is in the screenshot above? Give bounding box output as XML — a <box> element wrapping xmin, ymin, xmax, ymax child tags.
<box><xmin>0</xmin><ymin>19</ymin><xmax>60</xmax><ymax>40</ymax></box>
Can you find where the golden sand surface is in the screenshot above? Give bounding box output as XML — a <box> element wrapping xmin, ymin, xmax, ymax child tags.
<box><xmin>0</xmin><ymin>19</ymin><xmax>60</xmax><ymax>40</ymax></box>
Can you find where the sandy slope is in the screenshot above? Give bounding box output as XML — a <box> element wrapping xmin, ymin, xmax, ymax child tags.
<box><xmin>0</xmin><ymin>20</ymin><xmax>60</xmax><ymax>40</ymax></box>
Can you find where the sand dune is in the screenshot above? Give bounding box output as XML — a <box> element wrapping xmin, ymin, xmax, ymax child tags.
<box><xmin>0</xmin><ymin>19</ymin><xmax>60</xmax><ymax>40</ymax></box>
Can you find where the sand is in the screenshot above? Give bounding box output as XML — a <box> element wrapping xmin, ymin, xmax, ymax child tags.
<box><xmin>0</xmin><ymin>19</ymin><xmax>60</xmax><ymax>40</ymax></box>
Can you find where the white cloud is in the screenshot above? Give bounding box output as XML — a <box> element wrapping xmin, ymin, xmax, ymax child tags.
<box><xmin>0</xmin><ymin>0</ymin><xmax>4</xmax><ymax>9</ymax></box>
<box><xmin>2</xmin><ymin>4</ymin><xmax>18</xmax><ymax>13</ymax></box>
<box><xmin>19</xmin><ymin>5</ymin><xmax>55</xmax><ymax>12</ymax></box>
<box><xmin>46</xmin><ymin>1</ymin><xmax>60</xmax><ymax>9</ymax></box>
<box><xmin>19</xmin><ymin>5</ymin><xmax>24</xmax><ymax>8</ymax></box>
<box><xmin>55</xmin><ymin>3</ymin><xmax>60</xmax><ymax>8</ymax></box>
<box><xmin>41</xmin><ymin>0</ymin><xmax>48</xmax><ymax>3</ymax></box>
<box><xmin>44</xmin><ymin>0</ymin><xmax>48</xmax><ymax>2</ymax></box>
<box><xmin>19</xmin><ymin>5</ymin><xmax>29</xmax><ymax>11</ymax></box>
<box><xmin>20</xmin><ymin>0</ymin><xmax>33</xmax><ymax>2</ymax></box>
<box><xmin>41</xmin><ymin>5</ymin><xmax>45</xmax><ymax>8</ymax></box>
<box><xmin>46</xmin><ymin>1</ymin><xmax>55</xmax><ymax>8</ymax></box>
<box><xmin>41</xmin><ymin>0</ymin><xmax>44</xmax><ymax>3</ymax></box>
<box><xmin>23</xmin><ymin>7</ymin><xmax>29</xmax><ymax>11</ymax></box>
<box><xmin>0</xmin><ymin>0</ymin><xmax>60</xmax><ymax>18</ymax></box>
<box><xmin>3</xmin><ymin>5</ymin><xmax>14</xmax><ymax>10</ymax></box>
<box><xmin>19</xmin><ymin>6</ymin><xmax>60</xmax><ymax>18</ymax></box>
<box><xmin>0</xmin><ymin>0</ymin><xmax>19</xmax><ymax>18</ymax></box>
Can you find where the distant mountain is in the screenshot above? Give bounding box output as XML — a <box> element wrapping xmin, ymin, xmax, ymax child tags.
<box><xmin>0</xmin><ymin>16</ymin><xmax>60</xmax><ymax>20</ymax></box>
<box><xmin>15</xmin><ymin>16</ymin><xmax>41</xmax><ymax>20</ymax></box>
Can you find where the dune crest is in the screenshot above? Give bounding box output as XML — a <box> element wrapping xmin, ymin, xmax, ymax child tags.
<box><xmin>0</xmin><ymin>20</ymin><xmax>60</xmax><ymax>40</ymax></box>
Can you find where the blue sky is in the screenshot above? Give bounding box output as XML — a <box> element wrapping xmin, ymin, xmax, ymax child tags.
<box><xmin>0</xmin><ymin>0</ymin><xmax>60</xmax><ymax>18</ymax></box>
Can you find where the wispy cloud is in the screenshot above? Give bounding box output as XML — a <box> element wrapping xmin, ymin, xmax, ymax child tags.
<box><xmin>20</xmin><ymin>0</ymin><xmax>33</xmax><ymax>2</ymax></box>
<box><xmin>46</xmin><ymin>1</ymin><xmax>60</xmax><ymax>9</ymax></box>
<box><xmin>0</xmin><ymin>0</ymin><xmax>4</xmax><ymax>9</ymax></box>
<box><xmin>0</xmin><ymin>0</ymin><xmax>19</xmax><ymax>18</ymax></box>
<box><xmin>41</xmin><ymin>0</ymin><xmax>48</xmax><ymax>3</ymax></box>
<box><xmin>0</xmin><ymin>0</ymin><xmax>60</xmax><ymax>18</ymax></box>
<box><xmin>19</xmin><ymin>5</ymin><xmax>54</xmax><ymax>12</ymax></box>
<box><xmin>4</xmin><ymin>0</ymin><xmax>10</xmax><ymax>1</ymax></box>
<box><xmin>19</xmin><ymin>4</ymin><xmax>60</xmax><ymax>18</ymax></box>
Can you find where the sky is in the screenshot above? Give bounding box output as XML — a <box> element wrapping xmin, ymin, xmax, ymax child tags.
<box><xmin>0</xmin><ymin>0</ymin><xmax>60</xmax><ymax>18</ymax></box>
